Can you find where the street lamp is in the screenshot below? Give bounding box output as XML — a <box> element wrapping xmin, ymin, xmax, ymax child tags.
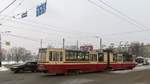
<box><xmin>0</xmin><ymin>30</ymin><xmax>11</xmax><ymax>67</ymax></box>
<box><xmin>119</xmin><ymin>41</ymin><xmax>123</xmax><ymax>52</ymax></box>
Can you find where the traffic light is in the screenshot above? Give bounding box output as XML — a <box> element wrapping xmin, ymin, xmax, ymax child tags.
<box><xmin>5</xmin><ymin>41</ymin><xmax>10</xmax><ymax>46</ymax></box>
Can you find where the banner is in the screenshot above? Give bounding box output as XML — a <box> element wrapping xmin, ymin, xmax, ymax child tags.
<box><xmin>36</xmin><ymin>2</ymin><xmax>47</xmax><ymax>17</ymax></box>
<box><xmin>21</xmin><ymin>11</ymin><xmax>28</xmax><ymax>18</ymax></box>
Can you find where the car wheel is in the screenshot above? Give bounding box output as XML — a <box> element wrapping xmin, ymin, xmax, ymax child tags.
<box><xmin>31</xmin><ymin>70</ymin><xmax>35</xmax><ymax>72</ymax></box>
<box><xmin>14</xmin><ymin>70</ymin><xmax>19</xmax><ymax>73</ymax></box>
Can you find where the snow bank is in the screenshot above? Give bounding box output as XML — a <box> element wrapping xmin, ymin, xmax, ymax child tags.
<box><xmin>61</xmin><ymin>79</ymin><xmax>94</xmax><ymax>84</ymax></box>
<box><xmin>2</xmin><ymin>61</ymin><xmax>24</xmax><ymax>65</ymax></box>
<box><xmin>146</xmin><ymin>58</ymin><xmax>150</xmax><ymax>63</ymax></box>
<box><xmin>0</xmin><ymin>66</ymin><xmax>9</xmax><ymax>71</ymax></box>
<box><xmin>110</xmin><ymin>65</ymin><xmax>150</xmax><ymax>74</ymax></box>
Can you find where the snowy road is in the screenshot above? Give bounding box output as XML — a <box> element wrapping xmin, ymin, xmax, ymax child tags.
<box><xmin>110</xmin><ymin>65</ymin><xmax>150</xmax><ymax>74</ymax></box>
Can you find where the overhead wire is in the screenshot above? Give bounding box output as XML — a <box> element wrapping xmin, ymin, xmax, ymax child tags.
<box><xmin>0</xmin><ymin>0</ymin><xmax>26</xmax><ymax>26</ymax></box>
<box><xmin>0</xmin><ymin>0</ymin><xmax>141</xmax><ymax>39</ymax></box>
<box><xmin>0</xmin><ymin>0</ymin><xmax>96</xmax><ymax>48</ymax></box>
<box><xmin>1</xmin><ymin>23</ymin><xmax>60</xmax><ymax>36</ymax></box>
<box><xmin>1</xmin><ymin>30</ymin><xmax>74</xmax><ymax>46</ymax></box>
<box><xmin>1</xmin><ymin>0</ymin><xmax>150</xmax><ymax>44</ymax></box>
<box><xmin>88</xmin><ymin>0</ymin><xmax>147</xmax><ymax>31</ymax></box>
<box><xmin>2</xmin><ymin>11</ymin><xmax>150</xmax><ymax>42</ymax></box>
<box><xmin>7</xmin><ymin>33</ymin><xmax>40</xmax><ymax>42</ymax></box>
<box><xmin>0</xmin><ymin>0</ymin><xmax>17</xmax><ymax>14</ymax></box>
<box><xmin>1</xmin><ymin>15</ymin><xmax>94</xmax><ymax>39</ymax></box>
<box><xmin>1</xmin><ymin>0</ymin><xmax>149</xmax><ymax>38</ymax></box>
<box><xmin>0</xmin><ymin>0</ymin><xmax>102</xmax><ymax>39</ymax></box>
<box><xmin>6</xmin><ymin>33</ymin><xmax>76</xmax><ymax>48</ymax></box>
<box><xmin>98</xmin><ymin>0</ymin><xmax>147</xmax><ymax>30</ymax></box>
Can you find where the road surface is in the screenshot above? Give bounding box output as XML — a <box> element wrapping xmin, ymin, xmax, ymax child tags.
<box><xmin>0</xmin><ymin>69</ymin><xmax>150</xmax><ymax>84</ymax></box>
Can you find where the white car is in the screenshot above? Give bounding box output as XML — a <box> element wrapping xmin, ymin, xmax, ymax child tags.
<box><xmin>135</xmin><ymin>57</ymin><xmax>149</xmax><ymax>65</ymax></box>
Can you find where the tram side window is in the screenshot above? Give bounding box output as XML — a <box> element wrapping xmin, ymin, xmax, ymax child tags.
<box><xmin>66</xmin><ymin>52</ymin><xmax>69</xmax><ymax>61</ymax></box>
<box><xmin>65</xmin><ymin>51</ymin><xmax>89</xmax><ymax>61</ymax></box>
<box><xmin>90</xmin><ymin>54</ymin><xmax>97</xmax><ymax>61</ymax></box>
<box><xmin>52</xmin><ymin>52</ymin><xmax>56</xmax><ymax>61</ymax></box>
<box><xmin>98</xmin><ymin>53</ymin><xmax>104</xmax><ymax>62</ymax></box>
<box><xmin>49</xmin><ymin>51</ymin><xmax>63</xmax><ymax>61</ymax></box>
<box><xmin>66</xmin><ymin>51</ymin><xmax>77</xmax><ymax>61</ymax></box>
<box><xmin>117</xmin><ymin>56</ymin><xmax>123</xmax><ymax>62</ymax></box>
<box><xmin>71</xmin><ymin>52</ymin><xmax>75</xmax><ymax>61</ymax></box>
<box><xmin>113</xmin><ymin>54</ymin><xmax>117</xmax><ymax>62</ymax></box>
<box><xmin>78</xmin><ymin>52</ymin><xmax>89</xmax><ymax>61</ymax></box>
<box><xmin>123</xmin><ymin>54</ymin><xmax>133</xmax><ymax>62</ymax></box>
<box><xmin>85</xmin><ymin>53</ymin><xmax>89</xmax><ymax>61</ymax></box>
<box><xmin>78</xmin><ymin>52</ymin><xmax>84</xmax><ymax>61</ymax></box>
<box><xmin>60</xmin><ymin>52</ymin><xmax>63</xmax><ymax>61</ymax></box>
<box><xmin>49</xmin><ymin>51</ymin><xmax>52</xmax><ymax>61</ymax></box>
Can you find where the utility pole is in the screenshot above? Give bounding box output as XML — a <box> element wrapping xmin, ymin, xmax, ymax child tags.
<box><xmin>63</xmin><ymin>38</ymin><xmax>65</xmax><ymax>49</ymax></box>
<box><xmin>125</xmin><ymin>41</ymin><xmax>128</xmax><ymax>52</ymax></box>
<box><xmin>95</xmin><ymin>36</ymin><xmax>102</xmax><ymax>52</ymax></box>
<box><xmin>119</xmin><ymin>41</ymin><xmax>123</xmax><ymax>52</ymax></box>
<box><xmin>0</xmin><ymin>31</ymin><xmax>11</xmax><ymax>67</ymax></box>
<box><xmin>100</xmin><ymin>38</ymin><xmax>102</xmax><ymax>52</ymax></box>
<box><xmin>0</xmin><ymin>34</ymin><xmax>2</xmax><ymax>67</ymax></box>
<box><xmin>40</xmin><ymin>39</ymin><xmax>43</xmax><ymax>48</ymax></box>
<box><xmin>77</xmin><ymin>40</ymin><xmax>79</xmax><ymax>50</ymax></box>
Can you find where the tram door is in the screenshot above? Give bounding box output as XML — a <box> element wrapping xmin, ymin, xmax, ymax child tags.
<box><xmin>103</xmin><ymin>50</ymin><xmax>113</xmax><ymax>68</ymax></box>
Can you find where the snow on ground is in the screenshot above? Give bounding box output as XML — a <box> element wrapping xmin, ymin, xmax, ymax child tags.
<box><xmin>110</xmin><ymin>65</ymin><xmax>150</xmax><ymax>74</ymax></box>
<box><xmin>61</xmin><ymin>79</ymin><xmax>94</xmax><ymax>84</ymax></box>
<box><xmin>146</xmin><ymin>58</ymin><xmax>150</xmax><ymax>63</ymax></box>
<box><xmin>2</xmin><ymin>61</ymin><xmax>24</xmax><ymax>65</ymax></box>
<box><xmin>0</xmin><ymin>66</ymin><xmax>9</xmax><ymax>71</ymax></box>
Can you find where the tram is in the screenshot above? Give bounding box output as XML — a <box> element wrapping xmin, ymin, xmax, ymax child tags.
<box><xmin>38</xmin><ymin>48</ymin><xmax>136</xmax><ymax>74</ymax></box>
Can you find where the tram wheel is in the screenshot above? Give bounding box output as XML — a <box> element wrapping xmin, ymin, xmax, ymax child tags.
<box><xmin>67</xmin><ymin>69</ymin><xmax>80</xmax><ymax>75</ymax></box>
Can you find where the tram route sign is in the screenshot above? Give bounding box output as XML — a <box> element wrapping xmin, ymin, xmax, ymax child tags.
<box><xmin>36</xmin><ymin>2</ymin><xmax>47</xmax><ymax>17</ymax></box>
<box><xmin>21</xmin><ymin>11</ymin><xmax>28</xmax><ymax>18</ymax></box>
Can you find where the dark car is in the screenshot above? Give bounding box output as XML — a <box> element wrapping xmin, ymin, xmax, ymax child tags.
<box><xmin>10</xmin><ymin>62</ymin><xmax>38</xmax><ymax>73</ymax></box>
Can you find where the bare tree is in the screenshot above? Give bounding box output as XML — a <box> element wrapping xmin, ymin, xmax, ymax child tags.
<box><xmin>128</xmin><ymin>42</ymin><xmax>144</xmax><ymax>57</ymax></box>
<box><xmin>8</xmin><ymin>47</ymin><xmax>34</xmax><ymax>62</ymax></box>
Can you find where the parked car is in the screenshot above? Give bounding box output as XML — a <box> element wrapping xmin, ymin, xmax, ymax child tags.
<box><xmin>10</xmin><ymin>62</ymin><xmax>38</xmax><ymax>73</ymax></box>
<box><xmin>135</xmin><ymin>57</ymin><xmax>149</xmax><ymax>65</ymax></box>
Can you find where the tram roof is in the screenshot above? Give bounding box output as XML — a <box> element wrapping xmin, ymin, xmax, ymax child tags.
<box><xmin>40</xmin><ymin>48</ymin><xmax>90</xmax><ymax>52</ymax></box>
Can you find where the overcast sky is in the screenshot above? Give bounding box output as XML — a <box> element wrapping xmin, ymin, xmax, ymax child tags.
<box><xmin>0</xmin><ymin>0</ymin><xmax>150</xmax><ymax>52</ymax></box>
